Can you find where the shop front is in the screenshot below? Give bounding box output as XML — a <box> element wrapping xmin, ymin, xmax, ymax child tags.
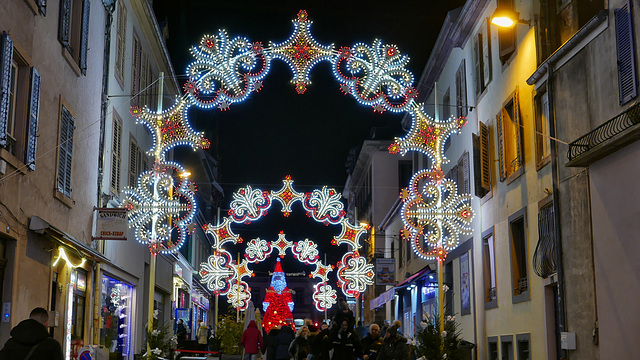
<box><xmin>99</xmin><ymin>274</ymin><xmax>134</xmax><ymax>359</ymax></box>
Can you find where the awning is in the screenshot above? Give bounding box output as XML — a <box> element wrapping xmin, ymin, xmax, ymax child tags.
<box><xmin>370</xmin><ymin>287</ymin><xmax>395</xmax><ymax>309</ymax></box>
<box><xmin>395</xmin><ymin>265</ymin><xmax>432</xmax><ymax>289</ymax></box>
<box><xmin>29</xmin><ymin>215</ymin><xmax>111</xmax><ymax>264</ymax></box>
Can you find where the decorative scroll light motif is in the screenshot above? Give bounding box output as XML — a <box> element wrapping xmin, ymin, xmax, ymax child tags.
<box><xmin>122</xmin><ymin>161</ymin><xmax>197</xmax><ymax>255</ymax></box>
<box><xmin>269</xmin><ymin>10</ymin><xmax>335</xmax><ymax>94</ymax></box>
<box><xmin>199</xmin><ymin>177</ymin><xmax>373</xmax><ymax>311</ymax></box>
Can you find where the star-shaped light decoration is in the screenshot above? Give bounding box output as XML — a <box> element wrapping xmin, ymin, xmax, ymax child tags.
<box><xmin>271</xmin><ymin>175</ymin><xmax>304</xmax><ymax>216</ymax></box>
<box><xmin>131</xmin><ymin>99</ymin><xmax>209</xmax><ymax>162</ymax></box>
<box><xmin>271</xmin><ymin>231</ymin><xmax>293</xmax><ymax>257</ymax></box>
<box><xmin>332</xmin><ymin>220</ymin><xmax>368</xmax><ymax>250</ymax></box>
<box><xmin>389</xmin><ymin>105</ymin><xmax>467</xmax><ymax>169</ymax></box>
<box><xmin>204</xmin><ymin>218</ymin><xmax>242</xmax><ymax>249</ymax></box>
<box><xmin>310</xmin><ymin>262</ymin><xmax>334</xmax><ymax>282</ymax></box>
<box><xmin>233</xmin><ymin>259</ymin><xmax>254</xmax><ymax>280</ymax></box>
<box><xmin>269</xmin><ymin>10</ymin><xmax>335</xmax><ymax>94</ymax></box>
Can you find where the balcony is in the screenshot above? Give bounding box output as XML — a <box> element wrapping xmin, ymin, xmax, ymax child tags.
<box><xmin>567</xmin><ymin>102</ymin><xmax>640</xmax><ymax>166</ymax></box>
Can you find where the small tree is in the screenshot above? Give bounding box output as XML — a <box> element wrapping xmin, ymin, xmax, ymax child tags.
<box><xmin>143</xmin><ymin>311</ymin><xmax>178</xmax><ymax>360</ymax></box>
<box><xmin>217</xmin><ymin>312</ymin><xmax>244</xmax><ymax>355</ymax></box>
<box><xmin>414</xmin><ymin>310</ymin><xmax>465</xmax><ymax>360</ymax></box>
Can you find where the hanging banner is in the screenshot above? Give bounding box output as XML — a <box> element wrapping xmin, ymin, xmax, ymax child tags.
<box><xmin>93</xmin><ymin>208</ymin><xmax>127</xmax><ymax>240</ymax></box>
<box><xmin>375</xmin><ymin>258</ymin><xmax>395</xmax><ymax>285</ymax></box>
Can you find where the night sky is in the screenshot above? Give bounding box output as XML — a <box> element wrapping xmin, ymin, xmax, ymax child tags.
<box><xmin>152</xmin><ymin>1</ymin><xmax>464</xmax><ymax>277</ymax></box>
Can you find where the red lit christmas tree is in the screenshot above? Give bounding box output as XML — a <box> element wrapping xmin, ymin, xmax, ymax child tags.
<box><xmin>262</xmin><ymin>258</ymin><xmax>295</xmax><ymax>330</ymax></box>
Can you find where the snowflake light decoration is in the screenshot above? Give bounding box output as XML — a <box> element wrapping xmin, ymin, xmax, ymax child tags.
<box><xmin>337</xmin><ymin>252</ymin><xmax>375</xmax><ymax>297</ymax></box>
<box><xmin>268</xmin><ymin>10</ymin><xmax>335</xmax><ymax>94</ymax></box>
<box><xmin>228</xmin><ymin>185</ymin><xmax>271</xmax><ymax>223</ymax></box>
<box><xmin>130</xmin><ymin>99</ymin><xmax>209</xmax><ymax>161</ymax></box>
<box><xmin>313</xmin><ymin>283</ymin><xmax>337</xmax><ymax>311</ymax></box>
<box><xmin>400</xmin><ymin>175</ymin><xmax>474</xmax><ymax>261</ymax></box>
<box><xmin>122</xmin><ymin>162</ymin><xmax>197</xmax><ymax>255</ymax></box>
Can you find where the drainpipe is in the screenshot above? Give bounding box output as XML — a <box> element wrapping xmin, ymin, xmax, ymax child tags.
<box><xmin>546</xmin><ymin>63</ymin><xmax>567</xmax><ymax>360</ymax></box>
<box><xmin>93</xmin><ymin>0</ymin><xmax>116</xmax><ymax>346</ymax></box>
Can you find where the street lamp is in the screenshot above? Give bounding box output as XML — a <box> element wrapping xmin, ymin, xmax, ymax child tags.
<box><xmin>491</xmin><ymin>7</ymin><xmax>530</xmax><ymax>28</ymax></box>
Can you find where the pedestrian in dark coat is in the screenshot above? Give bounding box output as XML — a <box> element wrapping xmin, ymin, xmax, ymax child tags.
<box><xmin>309</xmin><ymin>325</ymin><xmax>331</xmax><ymax>360</ymax></box>
<box><xmin>262</xmin><ymin>327</ymin><xmax>280</xmax><ymax>360</ymax></box>
<box><xmin>288</xmin><ymin>326</ymin><xmax>310</xmax><ymax>360</ymax></box>
<box><xmin>361</xmin><ymin>324</ymin><xmax>383</xmax><ymax>360</ymax></box>
<box><xmin>377</xmin><ymin>326</ymin><xmax>409</xmax><ymax>360</ymax></box>
<box><xmin>0</xmin><ymin>307</ymin><xmax>63</xmax><ymax>360</ymax></box>
<box><xmin>275</xmin><ymin>326</ymin><xmax>295</xmax><ymax>360</ymax></box>
<box><xmin>242</xmin><ymin>320</ymin><xmax>264</xmax><ymax>360</ymax></box>
<box><xmin>329</xmin><ymin>320</ymin><xmax>362</xmax><ymax>360</ymax></box>
<box><xmin>332</xmin><ymin>298</ymin><xmax>355</xmax><ymax>333</ymax></box>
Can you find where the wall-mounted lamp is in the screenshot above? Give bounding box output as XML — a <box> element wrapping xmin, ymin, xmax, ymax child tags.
<box><xmin>491</xmin><ymin>8</ymin><xmax>530</xmax><ymax>28</ymax></box>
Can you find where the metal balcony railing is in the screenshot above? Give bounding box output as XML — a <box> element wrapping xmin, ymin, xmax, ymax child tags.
<box><xmin>568</xmin><ymin>102</ymin><xmax>640</xmax><ymax>161</ymax></box>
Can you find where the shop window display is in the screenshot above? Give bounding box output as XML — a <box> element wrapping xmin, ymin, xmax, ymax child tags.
<box><xmin>101</xmin><ymin>275</ymin><xmax>133</xmax><ymax>359</ymax></box>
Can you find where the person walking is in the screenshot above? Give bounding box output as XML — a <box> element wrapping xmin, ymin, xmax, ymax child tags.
<box><xmin>262</xmin><ymin>326</ymin><xmax>280</xmax><ymax>360</ymax></box>
<box><xmin>176</xmin><ymin>319</ymin><xmax>187</xmax><ymax>349</ymax></box>
<box><xmin>329</xmin><ymin>319</ymin><xmax>362</xmax><ymax>360</ymax></box>
<box><xmin>242</xmin><ymin>320</ymin><xmax>264</xmax><ymax>360</ymax></box>
<box><xmin>355</xmin><ymin>321</ymin><xmax>367</xmax><ymax>339</ymax></box>
<box><xmin>288</xmin><ymin>326</ymin><xmax>310</xmax><ymax>360</ymax></box>
<box><xmin>361</xmin><ymin>324</ymin><xmax>383</xmax><ymax>360</ymax></box>
<box><xmin>197</xmin><ymin>322</ymin><xmax>209</xmax><ymax>351</ymax></box>
<box><xmin>377</xmin><ymin>326</ymin><xmax>409</xmax><ymax>360</ymax></box>
<box><xmin>275</xmin><ymin>325</ymin><xmax>295</xmax><ymax>360</ymax></box>
<box><xmin>0</xmin><ymin>307</ymin><xmax>63</xmax><ymax>360</ymax></box>
<box><xmin>380</xmin><ymin>321</ymin><xmax>390</xmax><ymax>339</ymax></box>
<box><xmin>309</xmin><ymin>323</ymin><xmax>330</xmax><ymax>360</ymax></box>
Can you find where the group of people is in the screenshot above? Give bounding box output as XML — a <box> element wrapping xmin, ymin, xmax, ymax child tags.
<box><xmin>241</xmin><ymin>298</ymin><xmax>410</xmax><ymax>360</ymax></box>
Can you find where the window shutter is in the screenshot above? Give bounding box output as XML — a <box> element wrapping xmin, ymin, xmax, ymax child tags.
<box><xmin>474</xmin><ymin>35</ymin><xmax>482</xmax><ymax>98</ymax></box>
<box><xmin>498</xmin><ymin>26</ymin><xmax>516</xmax><ymax>60</ymax></box>
<box><xmin>58</xmin><ymin>0</ymin><xmax>72</xmax><ymax>51</ymax></box>
<box><xmin>58</xmin><ymin>106</ymin><xmax>74</xmax><ymax>197</ymax></box>
<box><xmin>79</xmin><ymin>0</ymin><xmax>91</xmax><ymax>75</ymax></box>
<box><xmin>129</xmin><ymin>140</ymin><xmax>138</xmax><ymax>187</ymax></box>
<box><xmin>480</xmin><ymin>121</ymin><xmax>491</xmax><ymax>191</ymax></box>
<box><xmin>140</xmin><ymin>51</ymin><xmax>148</xmax><ymax>104</ymax></box>
<box><xmin>457</xmin><ymin>151</ymin><xmax>470</xmax><ymax>195</ymax></box>
<box><xmin>456</xmin><ymin>60</ymin><xmax>468</xmax><ymax>118</ymax></box>
<box><xmin>37</xmin><ymin>0</ymin><xmax>47</xmax><ymax>16</ymax></box>
<box><xmin>111</xmin><ymin>117</ymin><xmax>122</xmax><ymax>192</ymax></box>
<box><xmin>513</xmin><ymin>87</ymin><xmax>523</xmax><ymax>169</ymax></box>
<box><xmin>131</xmin><ymin>36</ymin><xmax>140</xmax><ymax>107</ymax></box>
<box><xmin>0</xmin><ymin>32</ymin><xmax>13</xmax><ymax>147</ymax></box>
<box><xmin>497</xmin><ymin>111</ymin><xmax>506</xmax><ymax>181</ymax></box>
<box><xmin>115</xmin><ymin>0</ymin><xmax>126</xmax><ymax>84</ymax></box>
<box><xmin>25</xmin><ymin>67</ymin><xmax>41</xmax><ymax>171</ymax></box>
<box><xmin>483</xmin><ymin>19</ymin><xmax>492</xmax><ymax>87</ymax></box>
<box><xmin>616</xmin><ymin>0</ymin><xmax>638</xmax><ymax>105</ymax></box>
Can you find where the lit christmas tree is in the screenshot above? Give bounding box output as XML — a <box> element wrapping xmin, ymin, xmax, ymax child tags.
<box><xmin>262</xmin><ymin>258</ymin><xmax>295</xmax><ymax>330</ymax></box>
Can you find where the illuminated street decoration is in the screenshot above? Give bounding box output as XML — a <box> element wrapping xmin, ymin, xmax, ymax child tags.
<box><xmin>269</xmin><ymin>10</ymin><xmax>335</xmax><ymax>94</ymax></box>
<box><xmin>389</xmin><ymin>105</ymin><xmax>467</xmax><ymax>168</ymax></box>
<box><xmin>131</xmin><ymin>99</ymin><xmax>210</xmax><ymax>161</ymax></box>
<box><xmin>122</xmin><ymin>161</ymin><xmax>197</xmax><ymax>255</ymax></box>
<box><xmin>200</xmin><ymin>177</ymin><xmax>372</xmax><ymax>311</ymax></box>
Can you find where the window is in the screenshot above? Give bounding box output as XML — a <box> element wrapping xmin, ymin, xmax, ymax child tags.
<box><xmin>534</xmin><ymin>89</ymin><xmax>550</xmax><ymax>168</ymax></box>
<box><xmin>446</xmin><ymin>164</ymin><xmax>458</xmax><ymax>186</ymax></box>
<box><xmin>483</xmin><ymin>228</ymin><xmax>497</xmax><ymax>309</ymax></box>
<box><xmin>442</xmin><ymin>87</ymin><xmax>451</xmax><ymax>118</ymax></box>
<box><xmin>509</xmin><ymin>208</ymin><xmax>529</xmax><ymax>303</ymax></box>
<box><xmin>474</xmin><ymin>18</ymin><xmax>492</xmax><ymax>98</ymax></box>
<box><xmin>110</xmin><ymin>112</ymin><xmax>122</xmax><ymax>194</ymax></box>
<box><xmin>473</xmin><ymin>121</ymin><xmax>491</xmax><ymax>197</ymax></box>
<box><xmin>128</xmin><ymin>138</ymin><xmax>148</xmax><ymax>188</ymax></box>
<box><xmin>497</xmin><ymin>0</ymin><xmax>516</xmax><ymax>64</ymax></box>
<box><xmin>457</xmin><ymin>151</ymin><xmax>470</xmax><ymax>194</ymax></box>
<box><xmin>497</xmin><ymin>89</ymin><xmax>523</xmax><ymax>181</ymax></box>
<box><xmin>501</xmin><ymin>335</ymin><xmax>514</xmax><ymax>360</ymax></box>
<box><xmin>456</xmin><ymin>60</ymin><xmax>468</xmax><ymax>118</ymax></box>
<box><xmin>616</xmin><ymin>0</ymin><xmax>638</xmax><ymax>105</ymax></box>
<box><xmin>533</xmin><ymin>199</ymin><xmax>557</xmax><ymax>278</ymax></box>
<box><xmin>488</xmin><ymin>336</ymin><xmax>499</xmax><ymax>360</ymax></box>
<box><xmin>536</xmin><ymin>0</ymin><xmax>605</xmax><ymax>65</ymax></box>
<box><xmin>115</xmin><ymin>0</ymin><xmax>127</xmax><ymax>87</ymax></box>
<box><xmin>398</xmin><ymin>160</ymin><xmax>412</xmax><ymax>192</ymax></box>
<box><xmin>0</xmin><ymin>33</ymin><xmax>41</xmax><ymax>170</ymax></box>
<box><xmin>516</xmin><ymin>333</ymin><xmax>531</xmax><ymax>360</ymax></box>
<box><xmin>71</xmin><ymin>268</ymin><xmax>86</xmax><ymax>341</ymax></box>
<box><xmin>58</xmin><ymin>0</ymin><xmax>90</xmax><ymax>74</ymax></box>
<box><xmin>57</xmin><ymin>104</ymin><xmax>75</xmax><ymax>198</ymax></box>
